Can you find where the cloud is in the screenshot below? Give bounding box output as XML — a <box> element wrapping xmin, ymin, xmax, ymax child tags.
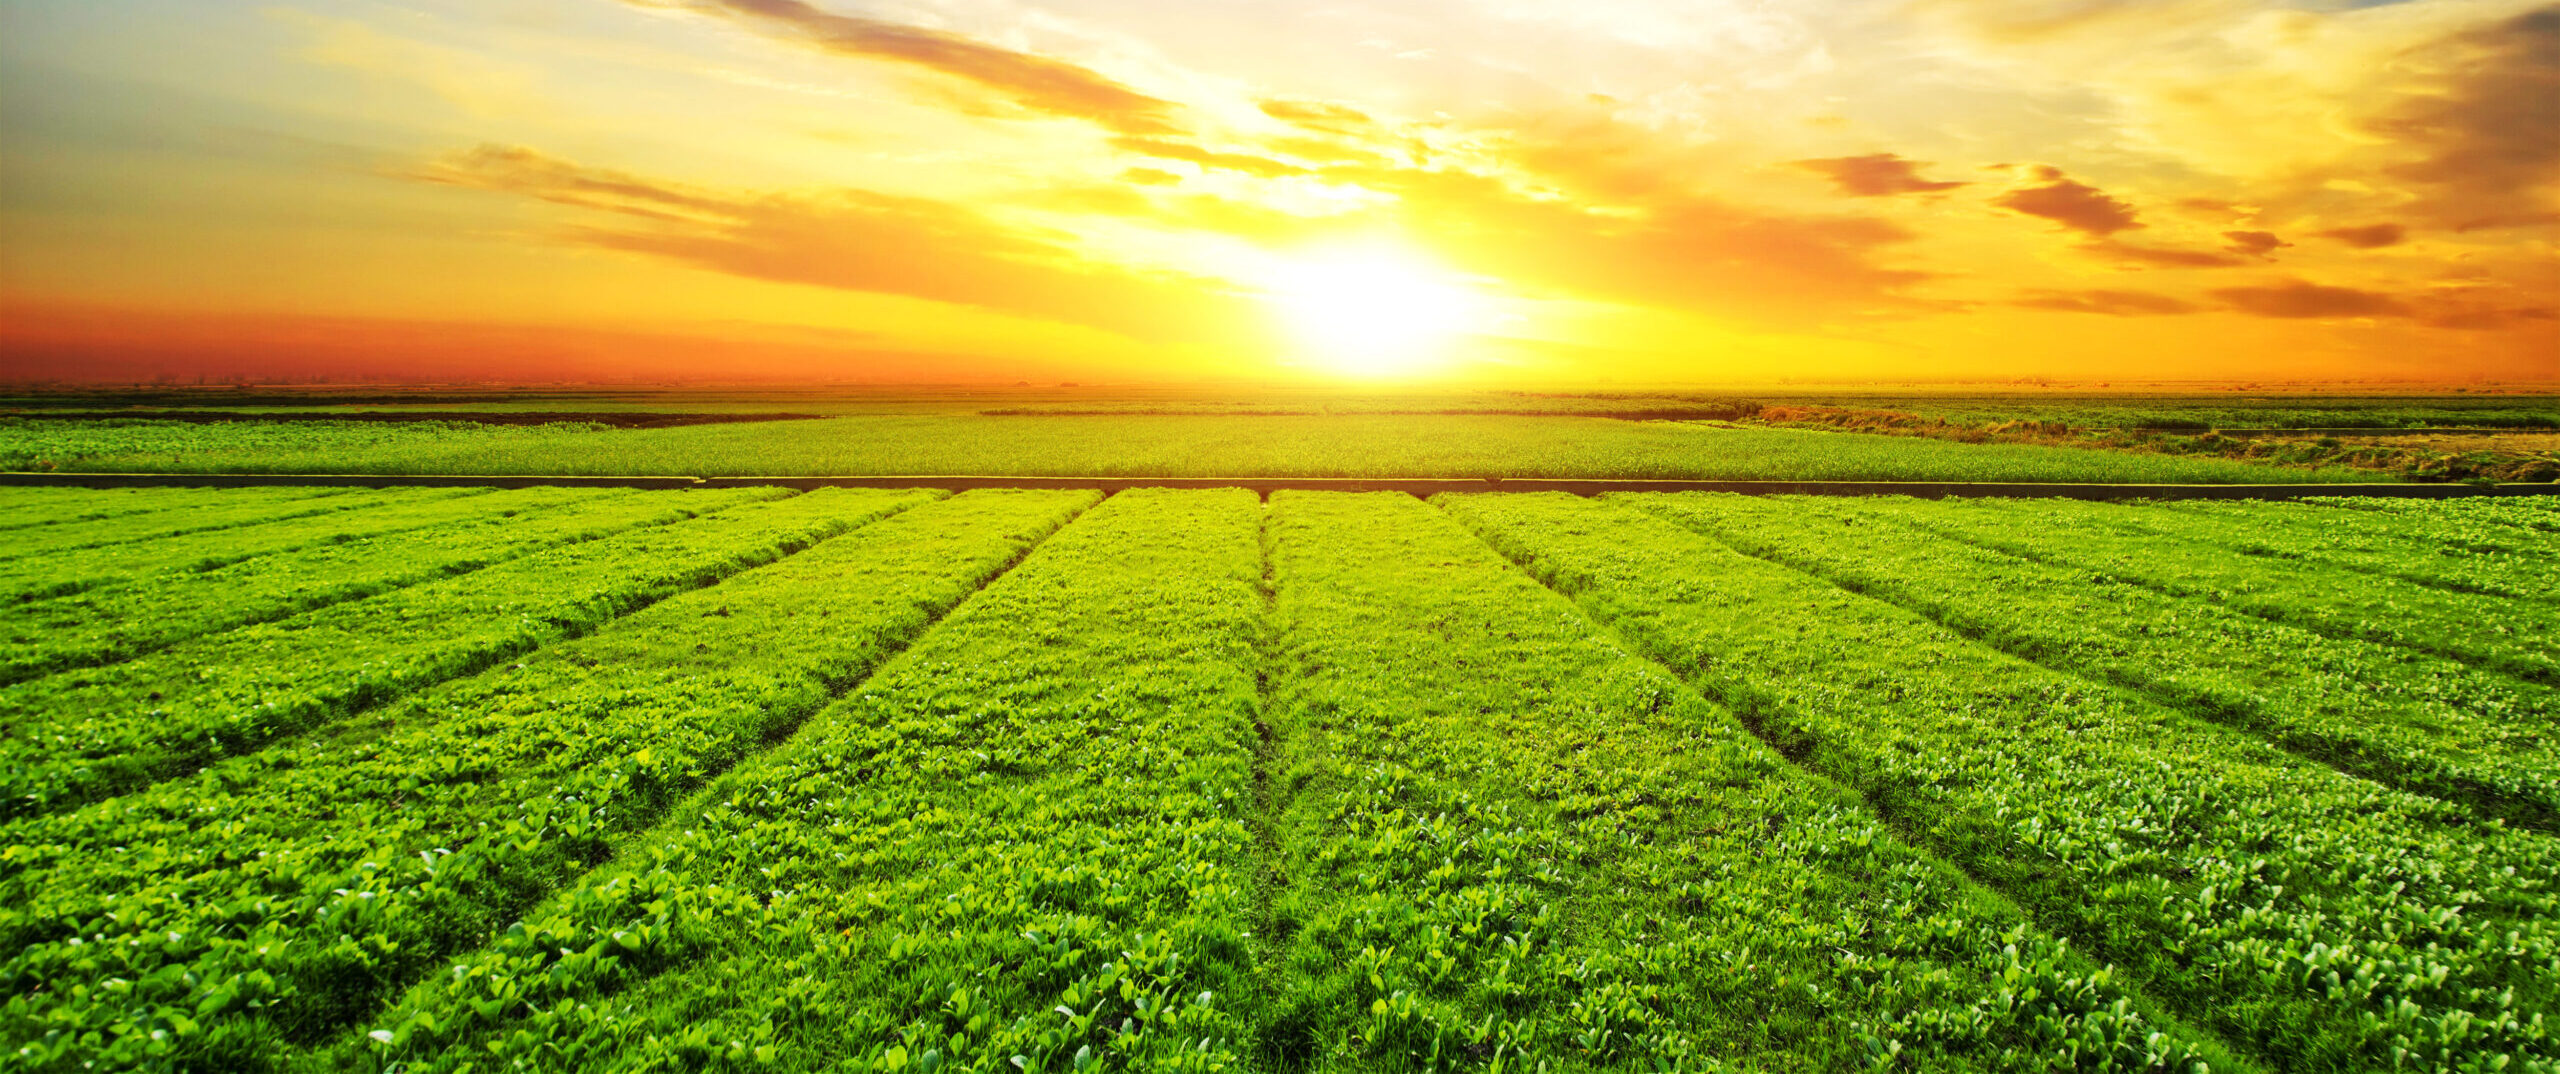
<box><xmin>2220</xmin><ymin>230</ymin><xmax>2288</xmax><ymax>258</ymax></box>
<box><xmin>1120</xmin><ymin>166</ymin><xmax>1182</xmax><ymax>186</ymax></box>
<box><xmin>2210</xmin><ymin>279</ymin><xmax>2413</xmax><ymax>319</ymax></box>
<box><xmin>1790</xmin><ymin>154</ymin><xmax>1969</xmax><ymax>197</ymax></box>
<box><xmin>2420</xmin><ymin>304</ymin><xmax>2556</xmax><ymax>331</ymax></box>
<box><xmin>2367</xmin><ymin>5</ymin><xmax>2560</xmax><ymax>225</ymax></box>
<box><xmin>409</xmin><ymin>144</ymin><xmax>1257</xmax><ymax>344</ymax></box>
<box><xmin>1353</xmin><ymin>165</ymin><xmax>1937</xmax><ymax>328</ymax></box>
<box><xmin>633</xmin><ymin>0</ymin><xmax>1177</xmax><ymax>134</ymax></box>
<box><xmin>1258</xmin><ymin>98</ymin><xmax>1374</xmax><ymax>133</ymax></box>
<box><xmin>2312</xmin><ymin>223</ymin><xmax>2407</xmax><ymax>248</ymax></box>
<box><xmin>1108</xmin><ymin>136</ymin><xmax>1312</xmax><ymax>178</ymax></box>
<box><xmin>2082</xmin><ymin>240</ymin><xmax>2246</xmax><ymax>268</ymax></box>
<box><xmin>1054</xmin><ymin>123</ymin><xmax>1936</xmax><ymax>330</ymax></box>
<box><xmin>2014</xmin><ymin>288</ymin><xmax>2198</xmax><ymax>315</ymax></box>
<box><xmin>408</xmin><ymin>145</ymin><xmax>736</xmax><ymax>221</ymax></box>
<box><xmin>1994</xmin><ymin>166</ymin><xmax>2141</xmax><ymax>235</ymax></box>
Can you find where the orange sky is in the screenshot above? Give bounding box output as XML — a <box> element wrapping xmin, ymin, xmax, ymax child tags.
<box><xmin>1</xmin><ymin>0</ymin><xmax>2554</xmax><ymax>384</ymax></box>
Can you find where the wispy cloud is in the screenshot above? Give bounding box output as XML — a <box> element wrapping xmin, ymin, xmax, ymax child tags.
<box><xmin>2221</xmin><ymin>230</ymin><xmax>2288</xmax><ymax>258</ymax></box>
<box><xmin>2014</xmin><ymin>288</ymin><xmax>2198</xmax><ymax>315</ymax></box>
<box><xmin>2082</xmin><ymin>240</ymin><xmax>2245</xmax><ymax>268</ymax></box>
<box><xmin>1994</xmin><ymin>167</ymin><xmax>2142</xmax><ymax>236</ymax></box>
<box><xmin>630</xmin><ymin>0</ymin><xmax>1179</xmax><ymax>134</ymax></box>
<box><xmin>2311</xmin><ymin>223</ymin><xmax>2408</xmax><ymax>249</ymax></box>
<box><xmin>1791</xmin><ymin>154</ymin><xmax>1969</xmax><ymax>197</ymax></box>
<box><xmin>1258</xmin><ymin>98</ymin><xmax>1375</xmax><ymax>133</ymax></box>
<box><xmin>2368</xmin><ymin>5</ymin><xmax>2560</xmax><ymax>228</ymax></box>
<box><xmin>409</xmin><ymin>144</ymin><xmax>1255</xmax><ymax>344</ymax></box>
<box><xmin>2210</xmin><ymin>279</ymin><xmax>2411</xmax><ymax>319</ymax></box>
<box><xmin>1108</xmin><ymin>136</ymin><xmax>1313</xmax><ymax>178</ymax></box>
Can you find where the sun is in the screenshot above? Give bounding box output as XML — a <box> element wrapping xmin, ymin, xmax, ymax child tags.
<box><xmin>1262</xmin><ymin>242</ymin><xmax>1481</xmax><ymax>377</ymax></box>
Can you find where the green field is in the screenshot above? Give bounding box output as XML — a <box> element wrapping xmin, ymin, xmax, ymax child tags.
<box><xmin>0</xmin><ymin>413</ymin><xmax>2377</xmax><ymax>483</ymax></box>
<box><xmin>9</xmin><ymin>385</ymin><xmax>2558</xmax><ymax>483</ymax></box>
<box><xmin>2</xmin><ymin>485</ymin><xmax>2555</xmax><ymax>1072</ymax></box>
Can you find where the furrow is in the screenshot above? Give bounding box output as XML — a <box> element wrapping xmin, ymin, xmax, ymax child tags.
<box><xmin>1245</xmin><ymin>497</ymin><xmax>1293</xmax><ymax>1049</ymax></box>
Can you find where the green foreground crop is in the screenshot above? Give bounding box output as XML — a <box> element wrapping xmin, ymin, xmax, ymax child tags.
<box><xmin>0</xmin><ymin>486</ymin><xmax>2551</xmax><ymax>1073</ymax></box>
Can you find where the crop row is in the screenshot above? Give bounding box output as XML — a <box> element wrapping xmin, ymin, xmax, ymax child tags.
<box><xmin>2308</xmin><ymin>495</ymin><xmax>2560</xmax><ymax>537</ymax></box>
<box><xmin>0</xmin><ymin>487</ymin><xmax>882</xmax><ymax>817</ymax></box>
<box><xmin>0</xmin><ymin>487</ymin><xmax>259</xmax><ymax>530</ymax></box>
<box><xmin>0</xmin><ymin>489</ymin><xmax>1094</xmax><ymax>1071</ymax></box>
<box><xmin>326</xmin><ymin>491</ymin><xmax>2236</xmax><ymax>1073</ymax></box>
<box><xmin>0</xmin><ymin>487</ymin><xmax>360</xmax><ymax>555</ymax></box>
<box><xmin>2146</xmin><ymin>499</ymin><xmax>2552</xmax><ymax>602</ymax></box>
<box><xmin>1441</xmin><ymin>493</ymin><xmax>2558</xmax><ymax>1072</ymax></box>
<box><xmin>1255</xmin><ymin>492</ymin><xmax>2227</xmax><ymax>1071</ymax></box>
<box><xmin>1623</xmin><ymin>493</ymin><xmax>2560</xmax><ymax>828</ymax></box>
<box><xmin>0</xmin><ymin>487</ymin><xmax>353</xmax><ymax>532</ymax></box>
<box><xmin>1874</xmin><ymin>496</ymin><xmax>2558</xmax><ymax>684</ymax></box>
<box><xmin>0</xmin><ymin>487</ymin><xmax>680</xmax><ymax>684</ymax></box>
<box><xmin>332</xmin><ymin>488</ymin><xmax>1252</xmax><ymax>1073</ymax></box>
<box><xmin>0</xmin><ymin>487</ymin><xmax>495</xmax><ymax>604</ymax></box>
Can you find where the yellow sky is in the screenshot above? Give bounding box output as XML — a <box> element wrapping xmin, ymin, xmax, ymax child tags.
<box><xmin>1</xmin><ymin>0</ymin><xmax>2554</xmax><ymax>383</ymax></box>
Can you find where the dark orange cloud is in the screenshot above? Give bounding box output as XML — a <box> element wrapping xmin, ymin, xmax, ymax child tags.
<box><xmin>2083</xmin><ymin>240</ymin><xmax>2245</xmax><ymax>268</ymax></box>
<box><xmin>1995</xmin><ymin>166</ymin><xmax>2142</xmax><ymax>235</ymax></box>
<box><xmin>2369</xmin><ymin>5</ymin><xmax>2560</xmax><ymax>228</ymax></box>
<box><xmin>639</xmin><ymin>0</ymin><xmax>1178</xmax><ymax>134</ymax></box>
<box><xmin>1791</xmin><ymin>154</ymin><xmax>1969</xmax><ymax>196</ymax></box>
<box><xmin>2405</xmin><ymin>287</ymin><xmax>2559</xmax><ymax>332</ymax></box>
<box><xmin>2206</xmin><ymin>278</ymin><xmax>2555</xmax><ymax>332</ymax></box>
<box><xmin>2013</xmin><ymin>289</ymin><xmax>2198</xmax><ymax>315</ymax></box>
<box><xmin>2210</xmin><ymin>279</ymin><xmax>2412</xmax><ymax>319</ymax></box>
<box><xmin>2312</xmin><ymin>223</ymin><xmax>2408</xmax><ymax>248</ymax></box>
<box><xmin>2221</xmin><ymin>230</ymin><xmax>2288</xmax><ymax>258</ymax></box>
<box><xmin>413</xmin><ymin>145</ymin><xmax>1257</xmax><ymax>345</ymax></box>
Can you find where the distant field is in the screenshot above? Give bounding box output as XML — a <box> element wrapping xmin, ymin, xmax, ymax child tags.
<box><xmin>0</xmin><ymin>414</ymin><xmax>2379</xmax><ymax>483</ymax></box>
<box><xmin>1</xmin><ymin>486</ymin><xmax>2553</xmax><ymax>1072</ymax></box>
<box><xmin>9</xmin><ymin>385</ymin><xmax>2555</xmax><ymax>483</ymax></box>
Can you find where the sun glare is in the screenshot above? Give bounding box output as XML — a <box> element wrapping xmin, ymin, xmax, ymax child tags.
<box><xmin>1263</xmin><ymin>243</ymin><xmax>1480</xmax><ymax>377</ymax></box>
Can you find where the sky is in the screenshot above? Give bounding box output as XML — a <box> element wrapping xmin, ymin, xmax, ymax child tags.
<box><xmin>1</xmin><ymin>0</ymin><xmax>2554</xmax><ymax>384</ymax></box>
